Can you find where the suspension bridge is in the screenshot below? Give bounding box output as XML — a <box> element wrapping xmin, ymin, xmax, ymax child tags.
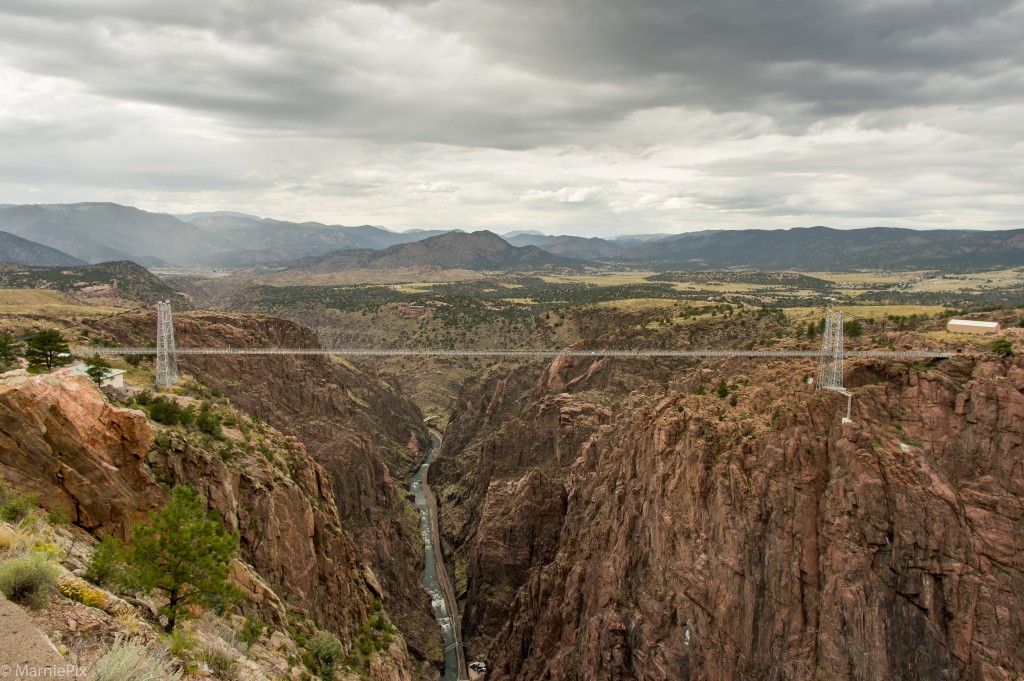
<box><xmin>75</xmin><ymin>303</ymin><xmax>957</xmax><ymax>416</ymax></box>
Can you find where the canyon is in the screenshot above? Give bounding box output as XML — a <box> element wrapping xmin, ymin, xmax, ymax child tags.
<box><xmin>431</xmin><ymin>350</ymin><xmax>1024</xmax><ymax>680</ymax></box>
<box><xmin>2</xmin><ymin>303</ymin><xmax>1023</xmax><ymax>680</ymax></box>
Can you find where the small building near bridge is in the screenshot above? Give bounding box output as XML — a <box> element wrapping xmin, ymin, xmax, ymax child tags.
<box><xmin>72</xmin><ymin>364</ymin><xmax>127</xmax><ymax>389</ymax></box>
<box><xmin>946</xmin><ymin>319</ymin><xmax>1000</xmax><ymax>335</ymax></box>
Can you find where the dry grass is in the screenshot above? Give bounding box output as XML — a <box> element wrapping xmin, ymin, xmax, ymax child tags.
<box><xmin>537</xmin><ymin>271</ymin><xmax>659</xmax><ymax>286</ymax></box>
<box><xmin>257</xmin><ymin>267</ymin><xmax>484</xmax><ymax>286</ymax></box>
<box><xmin>91</xmin><ymin>638</ymin><xmax>183</xmax><ymax>681</ymax></box>
<box><xmin>802</xmin><ymin>271</ymin><xmax>921</xmax><ymax>285</ymax></box>
<box><xmin>0</xmin><ymin>524</ymin><xmax>32</xmax><ymax>556</ymax></box>
<box><xmin>667</xmin><ymin>281</ymin><xmax>784</xmax><ymax>292</ymax></box>
<box><xmin>837</xmin><ymin>304</ymin><xmax>950</xmax><ymax>318</ymax></box>
<box><xmin>590</xmin><ymin>298</ymin><xmax>679</xmax><ymax>311</ymax></box>
<box><xmin>0</xmin><ymin>289</ymin><xmax>126</xmax><ymax>316</ymax></box>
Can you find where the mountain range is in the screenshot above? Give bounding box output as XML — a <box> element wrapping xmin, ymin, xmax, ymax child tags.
<box><xmin>0</xmin><ymin>230</ymin><xmax>86</xmax><ymax>266</ymax></box>
<box><xmin>624</xmin><ymin>226</ymin><xmax>1024</xmax><ymax>269</ymax></box>
<box><xmin>286</xmin><ymin>230</ymin><xmax>579</xmax><ymax>272</ymax></box>
<box><xmin>0</xmin><ymin>202</ymin><xmax>1021</xmax><ymax>271</ymax></box>
<box><xmin>0</xmin><ymin>203</ymin><xmax>446</xmax><ymax>267</ymax></box>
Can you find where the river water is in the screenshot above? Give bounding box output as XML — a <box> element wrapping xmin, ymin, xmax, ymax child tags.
<box><xmin>411</xmin><ymin>434</ymin><xmax>458</xmax><ymax>681</ymax></box>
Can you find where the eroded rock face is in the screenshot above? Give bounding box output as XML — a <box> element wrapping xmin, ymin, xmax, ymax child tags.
<box><xmin>0</xmin><ymin>368</ymin><xmax>417</xmax><ymax>679</ymax></box>
<box><xmin>90</xmin><ymin>311</ymin><xmax>440</xmax><ymax>671</ymax></box>
<box><xmin>438</xmin><ymin>355</ymin><xmax>1024</xmax><ymax>680</ymax></box>
<box><xmin>0</xmin><ymin>369</ymin><xmax>163</xmax><ymax>532</ymax></box>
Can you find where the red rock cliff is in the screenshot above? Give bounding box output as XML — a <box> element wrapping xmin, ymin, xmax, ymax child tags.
<box><xmin>90</xmin><ymin>311</ymin><xmax>440</xmax><ymax>670</ymax></box>
<box><xmin>0</xmin><ymin>367</ymin><xmax>417</xmax><ymax>679</ymax></box>
<box><xmin>436</xmin><ymin>354</ymin><xmax>1024</xmax><ymax>680</ymax></box>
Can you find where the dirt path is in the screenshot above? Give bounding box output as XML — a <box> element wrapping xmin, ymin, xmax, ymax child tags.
<box><xmin>0</xmin><ymin>594</ymin><xmax>80</xmax><ymax>678</ymax></box>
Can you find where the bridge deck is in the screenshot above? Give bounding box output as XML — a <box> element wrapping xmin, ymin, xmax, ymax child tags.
<box><xmin>73</xmin><ymin>346</ymin><xmax>957</xmax><ymax>359</ymax></box>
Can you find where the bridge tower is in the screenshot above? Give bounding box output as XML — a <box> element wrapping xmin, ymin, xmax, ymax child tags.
<box><xmin>155</xmin><ymin>300</ymin><xmax>179</xmax><ymax>387</ymax></box>
<box><xmin>816</xmin><ymin>307</ymin><xmax>852</xmax><ymax>421</ymax></box>
<box><xmin>816</xmin><ymin>308</ymin><xmax>844</xmax><ymax>390</ymax></box>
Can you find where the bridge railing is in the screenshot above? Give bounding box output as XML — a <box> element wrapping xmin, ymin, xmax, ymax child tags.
<box><xmin>71</xmin><ymin>346</ymin><xmax>956</xmax><ymax>359</ymax></box>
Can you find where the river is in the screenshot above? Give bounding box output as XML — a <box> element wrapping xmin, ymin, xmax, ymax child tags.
<box><xmin>411</xmin><ymin>432</ymin><xmax>466</xmax><ymax>680</ymax></box>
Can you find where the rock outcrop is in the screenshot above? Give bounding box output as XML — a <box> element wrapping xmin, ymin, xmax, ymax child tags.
<box><xmin>0</xmin><ymin>369</ymin><xmax>163</xmax><ymax>533</ymax></box>
<box><xmin>435</xmin><ymin>353</ymin><xmax>1024</xmax><ymax>680</ymax></box>
<box><xmin>0</xmin><ymin>367</ymin><xmax>419</xmax><ymax>679</ymax></box>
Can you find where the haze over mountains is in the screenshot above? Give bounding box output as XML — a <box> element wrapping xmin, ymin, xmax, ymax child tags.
<box><xmin>289</xmin><ymin>230</ymin><xmax>579</xmax><ymax>272</ymax></box>
<box><xmin>0</xmin><ymin>201</ymin><xmax>1021</xmax><ymax>271</ymax></box>
<box><xmin>0</xmin><ymin>231</ymin><xmax>86</xmax><ymax>267</ymax></box>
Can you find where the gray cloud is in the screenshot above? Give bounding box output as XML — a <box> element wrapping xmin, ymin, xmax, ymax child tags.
<box><xmin>0</xmin><ymin>0</ymin><xmax>1021</xmax><ymax>232</ymax></box>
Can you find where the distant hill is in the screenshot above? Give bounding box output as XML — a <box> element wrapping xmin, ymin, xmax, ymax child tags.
<box><xmin>187</xmin><ymin>216</ymin><xmax>453</xmax><ymax>265</ymax></box>
<box><xmin>175</xmin><ymin>210</ymin><xmax>263</xmax><ymax>222</ymax></box>
<box><xmin>620</xmin><ymin>226</ymin><xmax>1024</xmax><ymax>269</ymax></box>
<box><xmin>0</xmin><ymin>260</ymin><xmax>190</xmax><ymax>307</ymax></box>
<box><xmin>0</xmin><ymin>231</ymin><xmax>86</xmax><ymax>266</ymax></box>
<box><xmin>506</xmin><ymin>233</ymin><xmax>627</xmax><ymax>259</ymax></box>
<box><xmin>0</xmin><ymin>202</ymin><xmax>454</xmax><ymax>266</ymax></box>
<box><xmin>290</xmin><ymin>231</ymin><xmax>583</xmax><ymax>272</ymax></box>
<box><xmin>4</xmin><ymin>202</ymin><xmax>1022</xmax><ymax>271</ymax></box>
<box><xmin>0</xmin><ymin>202</ymin><xmax>227</xmax><ymax>265</ymax></box>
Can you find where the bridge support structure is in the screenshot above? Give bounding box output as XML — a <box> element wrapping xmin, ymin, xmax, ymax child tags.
<box><xmin>155</xmin><ymin>300</ymin><xmax>179</xmax><ymax>387</ymax></box>
<box><xmin>816</xmin><ymin>308</ymin><xmax>853</xmax><ymax>422</ymax></box>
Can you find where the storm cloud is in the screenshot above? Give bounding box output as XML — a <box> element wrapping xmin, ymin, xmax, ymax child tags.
<box><xmin>1</xmin><ymin>0</ymin><xmax>1021</xmax><ymax>234</ymax></box>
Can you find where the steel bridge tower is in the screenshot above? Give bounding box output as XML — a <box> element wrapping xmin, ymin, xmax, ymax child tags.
<box><xmin>816</xmin><ymin>307</ymin><xmax>852</xmax><ymax>421</ymax></box>
<box><xmin>155</xmin><ymin>300</ymin><xmax>179</xmax><ymax>387</ymax></box>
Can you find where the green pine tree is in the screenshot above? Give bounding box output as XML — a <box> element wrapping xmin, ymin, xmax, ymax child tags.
<box><xmin>84</xmin><ymin>354</ymin><xmax>114</xmax><ymax>386</ymax></box>
<box><xmin>0</xmin><ymin>331</ymin><xmax>23</xmax><ymax>371</ymax></box>
<box><xmin>25</xmin><ymin>329</ymin><xmax>71</xmax><ymax>369</ymax></box>
<box><xmin>843</xmin><ymin>318</ymin><xmax>864</xmax><ymax>338</ymax></box>
<box><xmin>128</xmin><ymin>486</ymin><xmax>240</xmax><ymax>633</ymax></box>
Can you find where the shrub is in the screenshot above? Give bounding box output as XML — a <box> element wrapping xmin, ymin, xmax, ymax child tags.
<box><xmin>0</xmin><ymin>552</ymin><xmax>60</xmax><ymax>607</ymax></box>
<box><xmin>198</xmin><ymin>644</ymin><xmax>236</xmax><ymax>679</ymax></box>
<box><xmin>30</xmin><ymin>541</ymin><xmax>61</xmax><ymax>561</ymax></box>
<box><xmin>57</xmin><ymin>576</ymin><xmax>109</xmax><ymax>609</ymax></box>
<box><xmin>991</xmin><ymin>337</ymin><xmax>1014</xmax><ymax>357</ymax></box>
<box><xmin>306</xmin><ymin>632</ymin><xmax>344</xmax><ymax>681</ymax></box>
<box><xmin>167</xmin><ymin>626</ymin><xmax>197</xmax><ymax>657</ymax></box>
<box><xmin>715</xmin><ymin>379</ymin><xmax>729</xmax><ymax>399</ymax></box>
<box><xmin>46</xmin><ymin>506</ymin><xmax>72</xmax><ymax>525</ymax></box>
<box><xmin>91</xmin><ymin>637</ymin><xmax>183</xmax><ymax>681</ymax></box>
<box><xmin>196</xmin><ymin>404</ymin><xmax>223</xmax><ymax>439</ymax></box>
<box><xmin>0</xmin><ymin>488</ymin><xmax>39</xmax><ymax>522</ymax></box>
<box><xmin>148</xmin><ymin>397</ymin><xmax>187</xmax><ymax>426</ymax></box>
<box><xmin>85</xmin><ymin>535</ymin><xmax>130</xmax><ymax>589</ymax></box>
<box><xmin>238</xmin><ymin>616</ymin><xmax>266</xmax><ymax>648</ymax></box>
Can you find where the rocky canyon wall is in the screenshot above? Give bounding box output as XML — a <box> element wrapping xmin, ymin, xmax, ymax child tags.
<box><xmin>89</xmin><ymin>311</ymin><xmax>440</xmax><ymax>672</ymax></box>
<box><xmin>0</xmin><ymin>369</ymin><xmax>418</xmax><ymax>678</ymax></box>
<box><xmin>435</xmin><ymin>353</ymin><xmax>1024</xmax><ymax>680</ymax></box>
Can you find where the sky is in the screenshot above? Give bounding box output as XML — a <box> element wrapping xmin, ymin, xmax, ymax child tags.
<box><xmin>1</xmin><ymin>0</ymin><xmax>1022</xmax><ymax>236</ymax></box>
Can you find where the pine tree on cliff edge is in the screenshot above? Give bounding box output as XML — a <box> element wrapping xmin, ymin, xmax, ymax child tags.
<box><xmin>129</xmin><ymin>485</ymin><xmax>240</xmax><ymax>633</ymax></box>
